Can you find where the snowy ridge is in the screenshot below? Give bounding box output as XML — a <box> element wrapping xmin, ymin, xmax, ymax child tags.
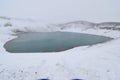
<box><xmin>0</xmin><ymin>16</ymin><xmax>120</xmax><ymax>33</ymax></box>
<box><xmin>96</xmin><ymin>22</ymin><xmax>120</xmax><ymax>30</ymax></box>
<box><xmin>54</xmin><ymin>21</ymin><xmax>96</xmax><ymax>29</ymax></box>
<box><xmin>53</xmin><ymin>21</ymin><xmax>120</xmax><ymax>31</ymax></box>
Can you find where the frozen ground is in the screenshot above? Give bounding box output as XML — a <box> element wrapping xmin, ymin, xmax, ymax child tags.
<box><xmin>0</xmin><ymin>17</ymin><xmax>120</xmax><ymax>80</ymax></box>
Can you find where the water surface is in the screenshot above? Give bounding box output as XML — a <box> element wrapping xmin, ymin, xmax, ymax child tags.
<box><xmin>4</xmin><ymin>32</ymin><xmax>113</xmax><ymax>53</ymax></box>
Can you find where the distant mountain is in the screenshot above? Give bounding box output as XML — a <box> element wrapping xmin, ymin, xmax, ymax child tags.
<box><xmin>96</xmin><ymin>22</ymin><xmax>120</xmax><ymax>30</ymax></box>
<box><xmin>52</xmin><ymin>21</ymin><xmax>96</xmax><ymax>30</ymax></box>
<box><xmin>0</xmin><ymin>16</ymin><xmax>120</xmax><ymax>31</ymax></box>
<box><xmin>53</xmin><ymin>21</ymin><xmax>120</xmax><ymax>31</ymax></box>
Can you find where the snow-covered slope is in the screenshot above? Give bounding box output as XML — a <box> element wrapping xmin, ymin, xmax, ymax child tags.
<box><xmin>0</xmin><ymin>16</ymin><xmax>51</xmax><ymax>34</ymax></box>
<box><xmin>0</xmin><ymin>16</ymin><xmax>120</xmax><ymax>80</ymax></box>
<box><xmin>52</xmin><ymin>21</ymin><xmax>120</xmax><ymax>31</ymax></box>
<box><xmin>96</xmin><ymin>22</ymin><xmax>120</xmax><ymax>30</ymax></box>
<box><xmin>1</xmin><ymin>16</ymin><xmax>120</xmax><ymax>34</ymax></box>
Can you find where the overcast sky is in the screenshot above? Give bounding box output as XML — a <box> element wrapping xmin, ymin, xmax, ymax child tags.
<box><xmin>0</xmin><ymin>0</ymin><xmax>120</xmax><ymax>23</ymax></box>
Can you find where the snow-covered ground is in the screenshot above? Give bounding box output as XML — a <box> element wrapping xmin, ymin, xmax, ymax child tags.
<box><xmin>0</xmin><ymin>17</ymin><xmax>120</xmax><ymax>80</ymax></box>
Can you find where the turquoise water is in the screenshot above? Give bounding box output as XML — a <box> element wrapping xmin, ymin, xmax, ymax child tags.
<box><xmin>4</xmin><ymin>32</ymin><xmax>113</xmax><ymax>53</ymax></box>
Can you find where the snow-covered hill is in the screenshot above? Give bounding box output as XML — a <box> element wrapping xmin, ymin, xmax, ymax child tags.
<box><xmin>0</xmin><ymin>16</ymin><xmax>120</xmax><ymax>34</ymax></box>
<box><xmin>96</xmin><ymin>22</ymin><xmax>120</xmax><ymax>30</ymax></box>
<box><xmin>52</xmin><ymin>21</ymin><xmax>120</xmax><ymax>31</ymax></box>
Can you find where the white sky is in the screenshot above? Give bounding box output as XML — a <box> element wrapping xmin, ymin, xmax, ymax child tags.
<box><xmin>0</xmin><ymin>0</ymin><xmax>120</xmax><ymax>23</ymax></box>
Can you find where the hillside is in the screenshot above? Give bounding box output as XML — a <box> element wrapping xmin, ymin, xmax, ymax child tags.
<box><xmin>0</xmin><ymin>16</ymin><xmax>120</xmax><ymax>34</ymax></box>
